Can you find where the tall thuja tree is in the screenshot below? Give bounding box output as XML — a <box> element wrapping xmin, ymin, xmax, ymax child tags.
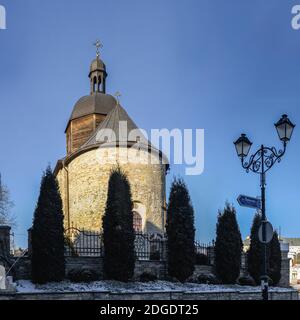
<box><xmin>215</xmin><ymin>204</ymin><xmax>243</xmax><ymax>284</ymax></box>
<box><xmin>247</xmin><ymin>213</ymin><xmax>263</xmax><ymax>284</ymax></box>
<box><xmin>248</xmin><ymin>214</ymin><xmax>282</xmax><ymax>285</ymax></box>
<box><xmin>166</xmin><ymin>178</ymin><xmax>195</xmax><ymax>282</ymax></box>
<box><xmin>102</xmin><ymin>167</ymin><xmax>135</xmax><ymax>282</ymax></box>
<box><xmin>31</xmin><ymin>166</ymin><xmax>65</xmax><ymax>284</ymax></box>
<box><xmin>268</xmin><ymin>231</ymin><xmax>281</xmax><ymax>286</ymax></box>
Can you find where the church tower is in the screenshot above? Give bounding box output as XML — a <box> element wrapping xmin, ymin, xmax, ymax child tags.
<box><xmin>55</xmin><ymin>42</ymin><xmax>168</xmax><ymax>234</ymax></box>
<box><xmin>65</xmin><ymin>41</ymin><xmax>115</xmax><ymax>155</ymax></box>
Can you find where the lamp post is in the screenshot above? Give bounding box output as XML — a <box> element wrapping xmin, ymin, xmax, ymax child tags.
<box><xmin>234</xmin><ymin>114</ymin><xmax>295</xmax><ymax>301</ymax></box>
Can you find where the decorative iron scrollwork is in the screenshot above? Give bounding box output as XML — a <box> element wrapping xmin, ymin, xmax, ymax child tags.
<box><xmin>242</xmin><ymin>144</ymin><xmax>286</xmax><ymax>175</ymax></box>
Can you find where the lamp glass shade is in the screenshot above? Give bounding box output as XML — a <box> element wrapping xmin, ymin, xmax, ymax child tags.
<box><xmin>234</xmin><ymin>134</ymin><xmax>252</xmax><ymax>158</ymax></box>
<box><xmin>275</xmin><ymin>114</ymin><xmax>295</xmax><ymax>142</ymax></box>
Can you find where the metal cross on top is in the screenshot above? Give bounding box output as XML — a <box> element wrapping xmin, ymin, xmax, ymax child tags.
<box><xmin>114</xmin><ymin>91</ymin><xmax>122</xmax><ymax>104</ymax></box>
<box><xmin>93</xmin><ymin>39</ymin><xmax>103</xmax><ymax>57</ymax></box>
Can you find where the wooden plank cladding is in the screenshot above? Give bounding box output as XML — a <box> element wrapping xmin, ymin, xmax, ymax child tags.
<box><xmin>66</xmin><ymin>114</ymin><xmax>107</xmax><ymax>154</ymax></box>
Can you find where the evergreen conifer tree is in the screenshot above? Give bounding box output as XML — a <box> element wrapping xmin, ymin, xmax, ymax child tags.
<box><xmin>268</xmin><ymin>231</ymin><xmax>281</xmax><ymax>286</ymax></box>
<box><xmin>31</xmin><ymin>166</ymin><xmax>65</xmax><ymax>284</ymax></box>
<box><xmin>102</xmin><ymin>167</ymin><xmax>135</xmax><ymax>282</ymax></box>
<box><xmin>215</xmin><ymin>204</ymin><xmax>243</xmax><ymax>284</ymax></box>
<box><xmin>248</xmin><ymin>213</ymin><xmax>281</xmax><ymax>285</ymax></box>
<box><xmin>166</xmin><ymin>178</ymin><xmax>195</xmax><ymax>282</ymax></box>
<box><xmin>247</xmin><ymin>213</ymin><xmax>263</xmax><ymax>285</ymax></box>
<box><xmin>248</xmin><ymin>214</ymin><xmax>281</xmax><ymax>285</ymax></box>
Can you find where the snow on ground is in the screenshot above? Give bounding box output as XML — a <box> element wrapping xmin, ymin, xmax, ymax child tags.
<box><xmin>15</xmin><ymin>280</ymin><xmax>293</xmax><ymax>294</ymax></box>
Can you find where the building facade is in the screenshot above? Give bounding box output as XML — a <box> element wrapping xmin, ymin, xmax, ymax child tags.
<box><xmin>281</xmin><ymin>238</ymin><xmax>300</xmax><ymax>284</ymax></box>
<box><xmin>54</xmin><ymin>51</ymin><xmax>168</xmax><ymax>234</ymax></box>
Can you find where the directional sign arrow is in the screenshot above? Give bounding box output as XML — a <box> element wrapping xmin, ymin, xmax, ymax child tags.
<box><xmin>237</xmin><ymin>195</ymin><xmax>261</xmax><ymax>209</ymax></box>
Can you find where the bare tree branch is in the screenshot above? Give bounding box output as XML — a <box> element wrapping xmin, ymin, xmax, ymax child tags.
<box><xmin>0</xmin><ymin>173</ymin><xmax>16</xmax><ymax>228</ymax></box>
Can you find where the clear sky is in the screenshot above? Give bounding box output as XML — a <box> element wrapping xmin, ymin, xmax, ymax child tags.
<box><xmin>1</xmin><ymin>0</ymin><xmax>300</xmax><ymax>247</ymax></box>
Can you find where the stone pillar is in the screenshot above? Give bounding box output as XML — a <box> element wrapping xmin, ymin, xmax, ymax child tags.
<box><xmin>279</xmin><ymin>241</ymin><xmax>290</xmax><ymax>287</ymax></box>
<box><xmin>240</xmin><ymin>252</ymin><xmax>248</xmax><ymax>276</ymax></box>
<box><xmin>0</xmin><ymin>225</ymin><xmax>11</xmax><ymax>259</ymax></box>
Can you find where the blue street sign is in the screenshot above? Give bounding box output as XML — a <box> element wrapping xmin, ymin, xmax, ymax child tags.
<box><xmin>237</xmin><ymin>195</ymin><xmax>262</xmax><ymax>209</ymax></box>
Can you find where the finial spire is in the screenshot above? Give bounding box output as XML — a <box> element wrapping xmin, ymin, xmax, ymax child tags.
<box><xmin>93</xmin><ymin>39</ymin><xmax>103</xmax><ymax>58</ymax></box>
<box><xmin>114</xmin><ymin>91</ymin><xmax>121</xmax><ymax>105</ymax></box>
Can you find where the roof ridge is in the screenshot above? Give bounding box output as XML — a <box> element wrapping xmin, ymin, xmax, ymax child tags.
<box><xmin>80</xmin><ymin>102</ymin><xmax>151</xmax><ymax>149</ymax></box>
<box><xmin>113</xmin><ymin>103</ymin><xmax>120</xmax><ymax>140</ymax></box>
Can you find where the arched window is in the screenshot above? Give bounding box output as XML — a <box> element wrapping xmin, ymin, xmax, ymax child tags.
<box><xmin>133</xmin><ymin>211</ymin><xmax>142</xmax><ymax>232</ymax></box>
<box><xmin>93</xmin><ymin>76</ymin><xmax>97</xmax><ymax>92</ymax></box>
<box><xmin>98</xmin><ymin>76</ymin><xmax>102</xmax><ymax>92</ymax></box>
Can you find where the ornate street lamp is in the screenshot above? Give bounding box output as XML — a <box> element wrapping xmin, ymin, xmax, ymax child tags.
<box><xmin>234</xmin><ymin>134</ymin><xmax>252</xmax><ymax>158</ymax></box>
<box><xmin>234</xmin><ymin>114</ymin><xmax>295</xmax><ymax>301</ymax></box>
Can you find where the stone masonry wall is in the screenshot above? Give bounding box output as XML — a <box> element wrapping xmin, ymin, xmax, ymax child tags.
<box><xmin>133</xmin><ymin>260</ymin><xmax>167</xmax><ymax>280</ymax></box>
<box><xmin>0</xmin><ymin>290</ymin><xmax>297</xmax><ymax>300</ymax></box>
<box><xmin>11</xmin><ymin>257</ymin><xmax>213</xmax><ymax>282</ymax></box>
<box><xmin>56</xmin><ymin>147</ymin><xmax>166</xmax><ymax>234</ymax></box>
<box><xmin>10</xmin><ymin>255</ymin><xmax>291</xmax><ymax>289</ymax></box>
<box><xmin>65</xmin><ymin>257</ymin><xmax>103</xmax><ymax>279</ymax></box>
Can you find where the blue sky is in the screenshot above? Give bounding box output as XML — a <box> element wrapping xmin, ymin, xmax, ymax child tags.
<box><xmin>1</xmin><ymin>0</ymin><xmax>300</xmax><ymax>247</ymax></box>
